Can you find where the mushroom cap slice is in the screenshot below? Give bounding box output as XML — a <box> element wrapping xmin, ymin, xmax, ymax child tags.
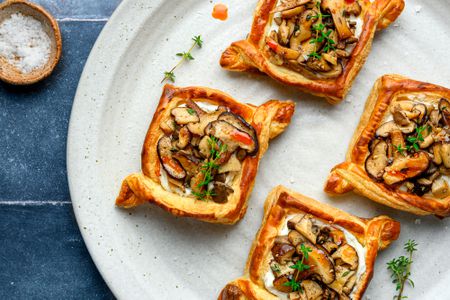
<box><xmin>205</xmin><ymin>120</ymin><xmax>258</xmax><ymax>154</ymax></box>
<box><xmin>321</xmin><ymin>0</ymin><xmax>353</xmax><ymax>39</ymax></box>
<box><xmin>328</xmin><ymin>265</ymin><xmax>356</xmax><ymax>295</ymax></box>
<box><xmin>331</xmin><ymin>244</ymin><xmax>359</xmax><ymax>271</ymax></box>
<box><xmin>218</xmin><ymin>111</ymin><xmax>259</xmax><ymax>155</ymax></box>
<box><xmin>375</xmin><ymin>121</ymin><xmax>398</xmax><ymax>138</ymax></box>
<box><xmin>176</xmin><ymin>126</ymin><xmax>191</xmax><ymax>149</ymax></box>
<box><xmin>157</xmin><ymin>136</ymin><xmax>186</xmax><ymax>180</ymax></box>
<box><xmin>299</xmin><ymin>242</ymin><xmax>335</xmax><ymax>284</ymax></box>
<box><xmin>365</xmin><ymin>140</ymin><xmax>388</xmax><ymax>180</ymax></box>
<box><xmin>272</xmin><ymin>243</ymin><xmax>296</xmax><ymax>265</ymax></box>
<box><xmin>288</xmin><ymin>229</ymin><xmax>306</xmax><ymax>246</ymax></box>
<box><xmin>212</xmin><ymin>182</ymin><xmax>233</xmax><ymax>203</ymax></box>
<box><xmin>171</xmin><ymin>107</ymin><xmax>200</xmax><ymax>125</ymax></box>
<box><xmin>432</xmin><ymin>177</ymin><xmax>450</xmax><ymax>199</ymax></box>
<box><xmin>439</xmin><ymin>98</ymin><xmax>450</xmax><ymax>127</ymax></box>
<box><xmin>294</xmin><ymin>215</ymin><xmax>320</xmax><ymax>244</ymax></box>
<box><xmin>172</xmin><ymin>151</ymin><xmax>201</xmax><ymax>177</ymax></box>
<box><xmin>273</xmin><ymin>274</ymin><xmax>294</xmax><ymax>293</ymax></box>
<box><xmin>383</xmin><ymin>152</ymin><xmax>430</xmax><ymax>185</ymax></box>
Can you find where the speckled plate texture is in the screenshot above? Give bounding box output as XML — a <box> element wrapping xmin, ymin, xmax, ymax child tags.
<box><xmin>67</xmin><ymin>0</ymin><xmax>450</xmax><ymax>299</ymax></box>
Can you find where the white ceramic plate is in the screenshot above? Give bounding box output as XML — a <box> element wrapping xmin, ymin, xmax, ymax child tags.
<box><xmin>67</xmin><ymin>0</ymin><xmax>450</xmax><ymax>299</ymax></box>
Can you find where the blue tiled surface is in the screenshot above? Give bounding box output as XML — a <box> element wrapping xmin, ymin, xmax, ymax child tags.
<box><xmin>0</xmin><ymin>0</ymin><xmax>121</xmax><ymax>298</ymax></box>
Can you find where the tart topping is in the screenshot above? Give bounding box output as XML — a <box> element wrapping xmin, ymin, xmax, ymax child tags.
<box><xmin>265</xmin><ymin>0</ymin><xmax>362</xmax><ymax>79</ymax></box>
<box><xmin>266</xmin><ymin>214</ymin><xmax>364</xmax><ymax>299</ymax></box>
<box><xmin>366</xmin><ymin>96</ymin><xmax>450</xmax><ymax>198</ymax></box>
<box><xmin>157</xmin><ymin>102</ymin><xmax>259</xmax><ymax>202</ymax></box>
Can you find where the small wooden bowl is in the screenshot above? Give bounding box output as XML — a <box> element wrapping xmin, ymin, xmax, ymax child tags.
<box><xmin>0</xmin><ymin>0</ymin><xmax>62</xmax><ymax>85</ymax></box>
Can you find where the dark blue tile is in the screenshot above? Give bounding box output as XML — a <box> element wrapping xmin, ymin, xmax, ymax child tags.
<box><xmin>34</xmin><ymin>0</ymin><xmax>122</xmax><ymax>19</ymax></box>
<box><xmin>0</xmin><ymin>21</ymin><xmax>105</xmax><ymax>202</ymax></box>
<box><xmin>0</xmin><ymin>204</ymin><xmax>114</xmax><ymax>299</ymax></box>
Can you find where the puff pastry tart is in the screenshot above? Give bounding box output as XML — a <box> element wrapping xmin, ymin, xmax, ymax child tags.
<box><xmin>218</xmin><ymin>185</ymin><xmax>400</xmax><ymax>300</ymax></box>
<box><xmin>325</xmin><ymin>75</ymin><xmax>450</xmax><ymax>217</ymax></box>
<box><xmin>220</xmin><ymin>0</ymin><xmax>404</xmax><ymax>104</ymax></box>
<box><xmin>115</xmin><ymin>85</ymin><xmax>295</xmax><ymax>224</ymax></box>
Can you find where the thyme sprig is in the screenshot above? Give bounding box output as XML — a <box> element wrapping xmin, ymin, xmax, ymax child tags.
<box><xmin>283</xmin><ymin>244</ymin><xmax>312</xmax><ymax>293</ymax></box>
<box><xmin>387</xmin><ymin>240</ymin><xmax>418</xmax><ymax>300</ymax></box>
<box><xmin>192</xmin><ymin>136</ymin><xmax>227</xmax><ymax>200</ymax></box>
<box><xmin>405</xmin><ymin>125</ymin><xmax>428</xmax><ymax>152</ymax></box>
<box><xmin>161</xmin><ymin>35</ymin><xmax>203</xmax><ymax>83</ymax></box>
<box><xmin>307</xmin><ymin>2</ymin><xmax>335</xmax><ymax>60</ymax></box>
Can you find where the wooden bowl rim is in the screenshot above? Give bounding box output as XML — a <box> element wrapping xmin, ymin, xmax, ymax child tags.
<box><xmin>0</xmin><ymin>0</ymin><xmax>62</xmax><ymax>85</ymax></box>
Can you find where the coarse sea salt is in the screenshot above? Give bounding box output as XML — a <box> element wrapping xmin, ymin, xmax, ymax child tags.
<box><xmin>0</xmin><ymin>12</ymin><xmax>51</xmax><ymax>74</ymax></box>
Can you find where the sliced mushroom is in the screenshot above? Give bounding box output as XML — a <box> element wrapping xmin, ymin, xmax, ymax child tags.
<box><xmin>323</xmin><ymin>51</ymin><xmax>338</xmax><ymax>66</ymax></box>
<box><xmin>160</xmin><ymin>118</ymin><xmax>176</xmax><ymax>134</ymax></box>
<box><xmin>430</xmin><ymin>108</ymin><xmax>441</xmax><ymax>126</ymax></box>
<box><xmin>375</xmin><ymin>121</ymin><xmax>398</xmax><ymax>137</ymax></box>
<box><xmin>393</xmin><ymin>106</ymin><xmax>412</xmax><ymax>127</ymax></box>
<box><xmin>218</xmin><ymin>153</ymin><xmax>242</xmax><ymax>174</ymax></box>
<box><xmin>307</xmin><ymin>57</ymin><xmax>332</xmax><ymax>72</ymax></box>
<box><xmin>278</xmin><ymin>19</ymin><xmax>291</xmax><ymax>45</ymax></box>
<box><xmin>273</xmin><ymin>274</ymin><xmax>293</xmax><ymax>293</ymax></box>
<box><xmin>300</xmin><ymin>280</ymin><xmax>323</xmax><ymax>299</ymax></box>
<box><xmin>419</xmin><ymin>132</ymin><xmax>434</xmax><ymax>149</ymax></box>
<box><xmin>390</xmin><ymin>130</ymin><xmax>405</xmax><ymax>159</ymax></box>
<box><xmin>157</xmin><ymin>136</ymin><xmax>186</xmax><ymax>180</ymax></box>
<box><xmin>287</xmin><ymin>214</ymin><xmax>305</xmax><ymax>229</ymax></box>
<box><xmin>272</xmin><ymin>243</ymin><xmax>296</xmax><ymax>265</ymax></box>
<box><xmin>176</xmin><ymin>126</ymin><xmax>191</xmax><ymax>149</ymax></box>
<box><xmin>296</xmin><ymin>10</ymin><xmax>315</xmax><ymax>42</ymax></box>
<box><xmin>212</xmin><ymin>182</ymin><xmax>233</xmax><ymax>203</ymax></box>
<box><xmin>383</xmin><ymin>152</ymin><xmax>430</xmax><ymax>185</ymax></box>
<box><xmin>172</xmin><ymin>151</ymin><xmax>200</xmax><ymax>177</ymax></box>
<box><xmin>433</xmin><ymin>143</ymin><xmax>443</xmax><ymax>165</ymax></box>
<box><xmin>205</xmin><ymin>120</ymin><xmax>258</xmax><ymax>154</ymax></box>
<box><xmin>171</xmin><ymin>107</ymin><xmax>200</xmax><ymax>124</ymax></box>
<box><xmin>331</xmin><ymin>244</ymin><xmax>358</xmax><ymax>270</ymax></box>
<box><xmin>190</xmin><ymin>171</ymin><xmax>205</xmax><ymax>195</ymax></box>
<box><xmin>321</xmin><ymin>0</ymin><xmax>353</xmax><ymax>39</ymax></box>
<box><xmin>344</xmin><ymin>0</ymin><xmax>361</xmax><ymax>16</ymax></box>
<box><xmin>328</xmin><ymin>265</ymin><xmax>356</xmax><ymax>295</ymax></box>
<box><xmin>294</xmin><ymin>215</ymin><xmax>320</xmax><ymax>244</ymax></box>
<box><xmin>441</xmin><ymin>143</ymin><xmax>450</xmax><ymax>168</ymax></box>
<box><xmin>270</xmin><ymin>259</ymin><xmax>295</xmax><ymax>278</ymax></box>
<box><xmin>322</xmin><ymin>242</ymin><xmax>339</xmax><ymax>254</ymax></box>
<box><xmin>300</xmin><ymin>242</ymin><xmax>335</xmax><ymax>284</ymax></box>
<box><xmin>288</xmin><ymin>230</ymin><xmax>306</xmax><ymax>246</ymax></box>
<box><xmin>439</xmin><ymin>98</ymin><xmax>450</xmax><ymax>126</ymax></box>
<box><xmin>365</xmin><ymin>140</ymin><xmax>388</xmax><ymax>180</ymax></box>
<box><xmin>281</xmin><ymin>5</ymin><xmax>306</xmax><ymax>18</ymax></box>
<box><xmin>266</xmin><ymin>37</ymin><xmax>301</xmax><ymax>60</ymax></box>
<box><xmin>343</xmin><ymin>273</ymin><xmax>357</xmax><ymax>295</ymax></box>
<box><xmin>411</xmin><ymin>103</ymin><xmax>427</xmax><ymax>123</ymax></box>
<box><xmin>186</xmin><ymin>110</ymin><xmax>224</xmax><ymax>136</ymax></box>
<box><xmin>432</xmin><ymin>178</ymin><xmax>450</xmax><ymax>199</ymax></box>
<box><xmin>218</xmin><ymin>112</ymin><xmax>259</xmax><ymax>155</ymax></box>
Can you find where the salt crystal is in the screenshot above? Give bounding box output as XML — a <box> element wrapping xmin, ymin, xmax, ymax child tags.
<box><xmin>0</xmin><ymin>12</ymin><xmax>51</xmax><ymax>74</ymax></box>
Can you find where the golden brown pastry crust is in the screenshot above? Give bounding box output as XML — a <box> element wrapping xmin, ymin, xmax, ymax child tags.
<box><xmin>219</xmin><ymin>0</ymin><xmax>404</xmax><ymax>104</ymax></box>
<box><xmin>325</xmin><ymin>74</ymin><xmax>450</xmax><ymax>217</ymax></box>
<box><xmin>218</xmin><ymin>185</ymin><xmax>400</xmax><ymax>299</ymax></box>
<box><xmin>115</xmin><ymin>85</ymin><xmax>295</xmax><ymax>224</ymax></box>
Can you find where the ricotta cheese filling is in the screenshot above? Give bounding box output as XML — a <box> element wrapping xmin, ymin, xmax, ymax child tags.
<box><xmin>264</xmin><ymin>214</ymin><xmax>367</xmax><ymax>299</ymax></box>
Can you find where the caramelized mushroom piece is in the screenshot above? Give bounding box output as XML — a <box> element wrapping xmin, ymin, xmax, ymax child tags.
<box><xmin>288</xmin><ymin>230</ymin><xmax>306</xmax><ymax>246</ymax></box>
<box><xmin>176</xmin><ymin>126</ymin><xmax>191</xmax><ymax>149</ymax></box>
<box><xmin>375</xmin><ymin>121</ymin><xmax>398</xmax><ymax>137</ymax></box>
<box><xmin>171</xmin><ymin>107</ymin><xmax>200</xmax><ymax>124</ymax></box>
<box><xmin>160</xmin><ymin>118</ymin><xmax>176</xmax><ymax>134</ymax></box>
<box><xmin>300</xmin><ymin>242</ymin><xmax>335</xmax><ymax>284</ymax></box>
<box><xmin>266</xmin><ymin>37</ymin><xmax>301</xmax><ymax>60</ymax></box>
<box><xmin>383</xmin><ymin>152</ymin><xmax>430</xmax><ymax>185</ymax></box>
<box><xmin>186</xmin><ymin>106</ymin><xmax>228</xmax><ymax>136</ymax></box>
<box><xmin>321</xmin><ymin>0</ymin><xmax>353</xmax><ymax>39</ymax></box>
<box><xmin>328</xmin><ymin>265</ymin><xmax>356</xmax><ymax>295</ymax></box>
<box><xmin>218</xmin><ymin>153</ymin><xmax>242</xmax><ymax>174</ymax></box>
<box><xmin>294</xmin><ymin>215</ymin><xmax>320</xmax><ymax>244</ymax></box>
<box><xmin>440</xmin><ymin>143</ymin><xmax>450</xmax><ymax>168</ymax></box>
<box><xmin>212</xmin><ymin>182</ymin><xmax>234</xmax><ymax>203</ymax></box>
<box><xmin>157</xmin><ymin>136</ymin><xmax>186</xmax><ymax>180</ymax></box>
<box><xmin>365</xmin><ymin>140</ymin><xmax>388</xmax><ymax>180</ymax></box>
<box><xmin>299</xmin><ymin>280</ymin><xmax>324</xmax><ymax>299</ymax></box>
<box><xmin>218</xmin><ymin>112</ymin><xmax>259</xmax><ymax>155</ymax></box>
<box><xmin>273</xmin><ymin>274</ymin><xmax>293</xmax><ymax>293</ymax></box>
<box><xmin>281</xmin><ymin>5</ymin><xmax>306</xmax><ymax>18</ymax></box>
<box><xmin>205</xmin><ymin>120</ymin><xmax>258</xmax><ymax>154</ymax></box>
<box><xmin>433</xmin><ymin>143</ymin><xmax>443</xmax><ymax>165</ymax></box>
<box><xmin>432</xmin><ymin>178</ymin><xmax>450</xmax><ymax>199</ymax></box>
<box><xmin>390</xmin><ymin>130</ymin><xmax>405</xmax><ymax>159</ymax></box>
<box><xmin>439</xmin><ymin>98</ymin><xmax>450</xmax><ymax>126</ymax></box>
<box><xmin>172</xmin><ymin>151</ymin><xmax>200</xmax><ymax>177</ymax></box>
<box><xmin>331</xmin><ymin>244</ymin><xmax>358</xmax><ymax>270</ymax></box>
<box><xmin>272</xmin><ymin>243</ymin><xmax>296</xmax><ymax>265</ymax></box>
